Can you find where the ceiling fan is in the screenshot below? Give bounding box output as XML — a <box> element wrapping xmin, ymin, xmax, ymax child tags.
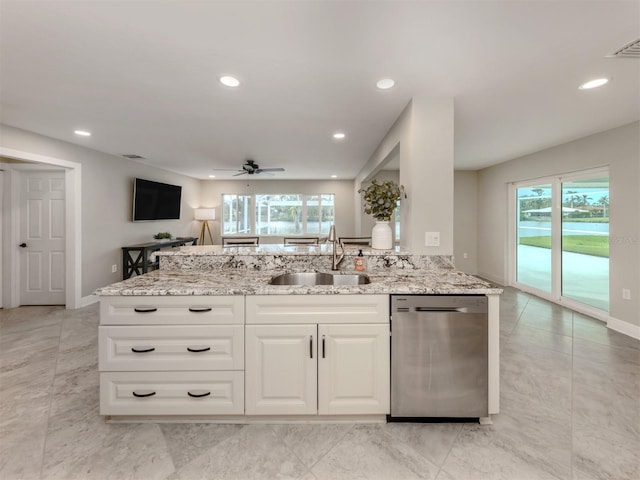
<box><xmin>212</xmin><ymin>159</ymin><xmax>285</xmax><ymax>177</ymax></box>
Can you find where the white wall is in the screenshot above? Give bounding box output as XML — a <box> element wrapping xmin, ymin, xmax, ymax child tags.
<box><xmin>454</xmin><ymin>170</ymin><xmax>478</xmax><ymax>274</ymax></box>
<box><xmin>356</xmin><ymin>97</ymin><xmax>454</xmax><ymax>254</ymax></box>
<box><xmin>0</xmin><ymin>124</ymin><xmax>202</xmax><ymax>298</ymax></box>
<box><xmin>476</xmin><ymin>122</ymin><xmax>640</xmax><ymax>329</ymax></box>
<box><xmin>199</xmin><ymin>179</ymin><xmax>355</xmax><ymax>244</ymax></box>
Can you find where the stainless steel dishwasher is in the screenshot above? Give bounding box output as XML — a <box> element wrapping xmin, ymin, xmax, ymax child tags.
<box><xmin>390</xmin><ymin>295</ymin><xmax>488</xmax><ymax>419</ymax></box>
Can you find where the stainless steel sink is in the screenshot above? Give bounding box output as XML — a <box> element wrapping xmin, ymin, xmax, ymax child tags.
<box><xmin>268</xmin><ymin>272</ymin><xmax>371</xmax><ymax>286</ymax></box>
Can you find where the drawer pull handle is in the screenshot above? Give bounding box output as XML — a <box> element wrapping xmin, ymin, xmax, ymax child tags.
<box><xmin>188</xmin><ymin>307</ymin><xmax>212</xmax><ymax>313</ymax></box>
<box><xmin>188</xmin><ymin>391</ymin><xmax>211</xmax><ymax>398</ymax></box>
<box><xmin>131</xmin><ymin>346</ymin><xmax>155</xmax><ymax>353</ymax></box>
<box><xmin>132</xmin><ymin>390</ymin><xmax>156</xmax><ymax>398</ymax></box>
<box><xmin>134</xmin><ymin>307</ymin><xmax>157</xmax><ymax>313</ymax></box>
<box><xmin>187</xmin><ymin>346</ymin><xmax>211</xmax><ymax>353</ymax></box>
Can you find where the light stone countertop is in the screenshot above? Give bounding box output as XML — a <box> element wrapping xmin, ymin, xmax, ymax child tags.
<box><xmin>95</xmin><ymin>268</ymin><xmax>502</xmax><ymax>296</ymax></box>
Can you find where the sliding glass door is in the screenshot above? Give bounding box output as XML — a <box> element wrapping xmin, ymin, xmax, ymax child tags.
<box><xmin>516</xmin><ymin>183</ymin><xmax>553</xmax><ymax>293</ymax></box>
<box><xmin>561</xmin><ymin>176</ymin><xmax>609</xmax><ymax>311</ymax></box>
<box><xmin>513</xmin><ymin>169</ymin><xmax>609</xmax><ymax>313</ymax></box>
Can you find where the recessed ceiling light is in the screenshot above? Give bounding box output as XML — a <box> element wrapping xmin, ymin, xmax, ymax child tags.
<box><xmin>579</xmin><ymin>78</ymin><xmax>609</xmax><ymax>90</ymax></box>
<box><xmin>219</xmin><ymin>75</ymin><xmax>240</xmax><ymax>87</ymax></box>
<box><xmin>74</xmin><ymin>130</ymin><xmax>91</xmax><ymax>136</ymax></box>
<box><xmin>333</xmin><ymin>132</ymin><xmax>346</xmax><ymax>139</ymax></box>
<box><xmin>331</xmin><ymin>175</ymin><xmax>338</xmax><ymax>178</ymax></box>
<box><xmin>376</xmin><ymin>78</ymin><xmax>395</xmax><ymax>90</ymax></box>
<box><xmin>208</xmin><ymin>175</ymin><xmax>216</xmax><ymax>178</ymax></box>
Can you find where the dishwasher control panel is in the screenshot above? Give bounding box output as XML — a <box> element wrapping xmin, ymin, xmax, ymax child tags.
<box><xmin>391</xmin><ymin>295</ymin><xmax>487</xmax><ymax>314</ymax></box>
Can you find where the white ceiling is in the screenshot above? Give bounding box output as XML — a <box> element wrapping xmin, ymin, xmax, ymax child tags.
<box><xmin>1</xmin><ymin>1</ymin><xmax>638</xmax><ymax>180</ymax></box>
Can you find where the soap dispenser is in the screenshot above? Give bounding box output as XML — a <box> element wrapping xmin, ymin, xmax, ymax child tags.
<box><xmin>354</xmin><ymin>249</ymin><xmax>367</xmax><ymax>272</ymax></box>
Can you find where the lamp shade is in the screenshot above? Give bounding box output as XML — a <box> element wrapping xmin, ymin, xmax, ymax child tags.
<box><xmin>194</xmin><ymin>208</ymin><xmax>215</xmax><ymax>221</ymax></box>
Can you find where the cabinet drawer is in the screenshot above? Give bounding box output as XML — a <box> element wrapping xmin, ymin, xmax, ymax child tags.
<box><xmin>100</xmin><ymin>296</ymin><xmax>244</xmax><ymax>325</ymax></box>
<box><xmin>100</xmin><ymin>371</ymin><xmax>244</xmax><ymax>415</ymax></box>
<box><xmin>99</xmin><ymin>325</ymin><xmax>244</xmax><ymax>371</ymax></box>
<box><xmin>246</xmin><ymin>295</ymin><xmax>389</xmax><ymax>325</ymax></box>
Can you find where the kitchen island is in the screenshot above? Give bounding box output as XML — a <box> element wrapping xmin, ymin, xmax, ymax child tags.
<box><xmin>95</xmin><ymin>244</ymin><xmax>501</xmax><ymax>423</ymax></box>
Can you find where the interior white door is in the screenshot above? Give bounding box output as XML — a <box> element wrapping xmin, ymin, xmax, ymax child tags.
<box><xmin>318</xmin><ymin>323</ymin><xmax>390</xmax><ymax>415</ymax></box>
<box><xmin>19</xmin><ymin>170</ymin><xmax>65</xmax><ymax>305</ymax></box>
<box><xmin>245</xmin><ymin>324</ymin><xmax>317</xmax><ymax>415</ymax></box>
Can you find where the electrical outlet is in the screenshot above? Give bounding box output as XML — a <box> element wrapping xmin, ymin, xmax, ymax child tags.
<box><xmin>111</xmin><ymin>264</ymin><xmax>118</xmax><ymax>273</ymax></box>
<box><xmin>425</xmin><ymin>232</ymin><xmax>440</xmax><ymax>247</ymax></box>
<box><xmin>622</xmin><ymin>288</ymin><xmax>631</xmax><ymax>300</ymax></box>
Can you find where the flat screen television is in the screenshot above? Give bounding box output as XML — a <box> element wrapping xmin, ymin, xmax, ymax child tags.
<box><xmin>133</xmin><ymin>178</ymin><xmax>182</xmax><ymax>221</ymax></box>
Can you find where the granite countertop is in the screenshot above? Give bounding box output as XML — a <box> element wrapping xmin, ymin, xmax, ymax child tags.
<box><xmin>95</xmin><ymin>268</ymin><xmax>503</xmax><ymax>296</ymax></box>
<box><xmin>153</xmin><ymin>244</ymin><xmax>409</xmax><ymax>257</ymax></box>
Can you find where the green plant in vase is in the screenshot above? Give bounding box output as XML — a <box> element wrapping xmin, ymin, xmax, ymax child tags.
<box><xmin>358</xmin><ymin>180</ymin><xmax>404</xmax><ymax>249</ymax></box>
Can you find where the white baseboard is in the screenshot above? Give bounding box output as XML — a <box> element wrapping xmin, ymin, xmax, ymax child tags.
<box><xmin>77</xmin><ymin>294</ymin><xmax>99</xmax><ymax>309</ymax></box>
<box><xmin>607</xmin><ymin>316</ymin><xmax>640</xmax><ymax>341</ymax></box>
<box><xmin>476</xmin><ymin>271</ymin><xmax>505</xmax><ymax>286</ymax></box>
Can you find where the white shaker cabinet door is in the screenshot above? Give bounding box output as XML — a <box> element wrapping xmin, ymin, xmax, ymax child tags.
<box><xmin>245</xmin><ymin>324</ymin><xmax>317</xmax><ymax>415</ymax></box>
<box><xmin>318</xmin><ymin>324</ymin><xmax>390</xmax><ymax>415</ymax></box>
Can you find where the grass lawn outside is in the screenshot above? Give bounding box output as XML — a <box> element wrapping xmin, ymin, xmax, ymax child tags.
<box><xmin>518</xmin><ymin>235</ymin><xmax>609</xmax><ymax>257</ymax></box>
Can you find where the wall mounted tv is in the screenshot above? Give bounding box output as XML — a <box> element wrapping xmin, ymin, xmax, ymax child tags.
<box><xmin>133</xmin><ymin>178</ymin><xmax>182</xmax><ymax>221</ymax></box>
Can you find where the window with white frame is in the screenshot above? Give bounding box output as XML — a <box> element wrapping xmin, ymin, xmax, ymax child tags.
<box><xmin>222</xmin><ymin>194</ymin><xmax>251</xmax><ymax>234</ymax></box>
<box><xmin>222</xmin><ymin>193</ymin><xmax>335</xmax><ymax>236</ymax></box>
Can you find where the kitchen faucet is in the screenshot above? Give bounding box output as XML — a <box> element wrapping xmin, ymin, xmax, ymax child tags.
<box><xmin>327</xmin><ymin>225</ymin><xmax>345</xmax><ymax>271</ymax></box>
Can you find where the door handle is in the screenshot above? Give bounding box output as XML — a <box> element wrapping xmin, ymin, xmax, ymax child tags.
<box><xmin>19</xmin><ymin>243</ymin><xmax>27</xmax><ymax>248</ymax></box>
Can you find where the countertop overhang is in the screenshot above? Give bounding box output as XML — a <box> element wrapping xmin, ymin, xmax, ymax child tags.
<box><xmin>95</xmin><ymin>268</ymin><xmax>503</xmax><ymax>296</ymax></box>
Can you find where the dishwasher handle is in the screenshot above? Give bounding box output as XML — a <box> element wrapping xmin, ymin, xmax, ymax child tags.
<box><xmin>414</xmin><ymin>307</ymin><xmax>472</xmax><ymax>313</ymax></box>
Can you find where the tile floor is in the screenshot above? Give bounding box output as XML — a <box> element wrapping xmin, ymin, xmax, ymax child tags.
<box><xmin>0</xmin><ymin>288</ymin><xmax>638</xmax><ymax>480</ymax></box>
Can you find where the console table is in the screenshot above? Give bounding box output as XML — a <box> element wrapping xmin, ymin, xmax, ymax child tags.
<box><xmin>121</xmin><ymin>237</ymin><xmax>197</xmax><ymax>280</ymax></box>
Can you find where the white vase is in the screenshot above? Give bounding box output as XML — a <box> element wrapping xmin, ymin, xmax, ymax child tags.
<box><xmin>371</xmin><ymin>220</ymin><xmax>393</xmax><ymax>250</ymax></box>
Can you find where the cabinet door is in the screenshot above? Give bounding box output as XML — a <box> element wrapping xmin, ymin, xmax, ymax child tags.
<box><xmin>245</xmin><ymin>324</ymin><xmax>317</xmax><ymax>415</ymax></box>
<box><xmin>318</xmin><ymin>324</ymin><xmax>390</xmax><ymax>415</ymax></box>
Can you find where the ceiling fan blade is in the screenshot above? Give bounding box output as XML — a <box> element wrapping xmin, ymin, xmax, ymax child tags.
<box><xmin>258</xmin><ymin>168</ymin><xmax>285</xmax><ymax>172</ymax></box>
<box><xmin>258</xmin><ymin>171</ymin><xmax>275</xmax><ymax>176</ymax></box>
<box><xmin>211</xmin><ymin>168</ymin><xmax>244</xmax><ymax>171</ymax></box>
<box><xmin>232</xmin><ymin>171</ymin><xmax>248</xmax><ymax>176</ymax></box>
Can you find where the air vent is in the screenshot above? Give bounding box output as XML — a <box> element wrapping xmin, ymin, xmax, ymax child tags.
<box><xmin>122</xmin><ymin>154</ymin><xmax>145</xmax><ymax>159</ymax></box>
<box><xmin>608</xmin><ymin>38</ymin><xmax>640</xmax><ymax>58</ymax></box>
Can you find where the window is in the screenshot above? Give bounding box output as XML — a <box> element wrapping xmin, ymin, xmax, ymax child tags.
<box><xmin>222</xmin><ymin>194</ymin><xmax>251</xmax><ymax>234</ymax></box>
<box><xmin>223</xmin><ymin>194</ymin><xmax>335</xmax><ymax>236</ymax></box>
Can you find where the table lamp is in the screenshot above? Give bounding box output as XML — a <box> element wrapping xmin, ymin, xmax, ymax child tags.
<box><xmin>194</xmin><ymin>208</ymin><xmax>215</xmax><ymax>245</ymax></box>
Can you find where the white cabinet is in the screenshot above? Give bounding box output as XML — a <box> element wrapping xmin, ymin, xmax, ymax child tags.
<box><xmin>245</xmin><ymin>295</ymin><xmax>390</xmax><ymax>416</ymax></box>
<box><xmin>318</xmin><ymin>323</ymin><xmax>389</xmax><ymax>415</ymax></box>
<box><xmin>99</xmin><ymin>296</ymin><xmax>245</xmax><ymax>416</ymax></box>
<box><xmin>245</xmin><ymin>325</ymin><xmax>317</xmax><ymax>415</ymax></box>
<box><xmin>100</xmin><ymin>371</ymin><xmax>244</xmax><ymax>415</ymax></box>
